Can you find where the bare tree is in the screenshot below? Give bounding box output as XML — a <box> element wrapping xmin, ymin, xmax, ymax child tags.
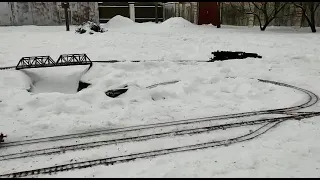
<box><xmin>230</xmin><ymin>2</ymin><xmax>288</xmax><ymax>31</ymax></box>
<box><xmin>251</xmin><ymin>2</ymin><xmax>288</xmax><ymax>31</ymax></box>
<box><xmin>292</xmin><ymin>2</ymin><xmax>320</xmax><ymax>33</ymax></box>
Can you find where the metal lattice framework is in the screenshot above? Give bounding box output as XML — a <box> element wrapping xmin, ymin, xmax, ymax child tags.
<box><xmin>15</xmin><ymin>54</ymin><xmax>92</xmax><ymax>70</ymax></box>
<box><xmin>56</xmin><ymin>54</ymin><xmax>92</xmax><ymax>66</ymax></box>
<box><xmin>16</xmin><ymin>56</ymin><xmax>56</xmax><ymax>70</ymax></box>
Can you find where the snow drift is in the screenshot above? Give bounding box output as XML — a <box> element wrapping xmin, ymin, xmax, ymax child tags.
<box><xmin>21</xmin><ymin>66</ymin><xmax>91</xmax><ymax>94</ymax></box>
<box><xmin>104</xmin><ymin>15</ymin><xmax>135</xmax><ymax>28</ymax></box>
<box><xmin>161</xmin><ymin>17</ymin><xmax>195</xmax><ymax>28</ymax></box>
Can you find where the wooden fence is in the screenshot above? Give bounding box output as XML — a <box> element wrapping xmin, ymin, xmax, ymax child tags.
<box><xmin>98</xmin><ymin>2</ymin><xmax>163</xmax><ymax>23</ymax></box>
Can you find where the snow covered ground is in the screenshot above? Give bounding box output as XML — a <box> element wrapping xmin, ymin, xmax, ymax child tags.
<box><xmin>0</xmin><ymin>16</ymin><xmax>320</xmax><ymax>177</ymax></box>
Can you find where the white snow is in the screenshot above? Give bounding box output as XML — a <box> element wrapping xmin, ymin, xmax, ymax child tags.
<box><xmin>104</xmin><ymin>15</ymin><xmax>135</xmax><ymax>29</ymax></box>
<box><xmin>0</xmin><ymin>16</ymin><xmax>320</xmax><ymax>177</ymax></box>
<box><xmin>21</xmin><ymin>66</ymin><xmax>89</xmax><ymax>94</ymax></box>
<box><xmin>160</xmin><ymin>17</ymin><xmax>195</xmax><ymax>28</ymax></box>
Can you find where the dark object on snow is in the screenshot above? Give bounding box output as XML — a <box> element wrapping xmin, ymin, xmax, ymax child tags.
<box><xmin>0</xmin><ymin>133</ymin><xmax>7</xmax><ymax>143</ymax></box>
<box><xmin>105</xmin><ymin>88</ymin><xmax>128</xmax><ymax>98</ymax></box>
<box><xmin>75</xmin><ymin>27</ymin><xmax>87</xmax><ymax>34</ymax></box>
<box><xmin>209</xmin><ymin>51</ymin><xmax>262</xmax><ymax>62</ymax></box>
<box><xmin>76</xmin><ymin>28</ymin><xmax>86</xmax><ymax>34</ymax></box>
<box><xmin>77</xmin><ymin>81</ymin><xmax>91</xmax><ymax>92</ymax></box>
<box><xmin>75</xmin><ymin>21</ymin><xmax>106</xmax><ymax>34</ymax></box>
<box><xmin>90</xmin><ymin>23</ymin><xmax>104</xmax><ymax>33</ymax></box>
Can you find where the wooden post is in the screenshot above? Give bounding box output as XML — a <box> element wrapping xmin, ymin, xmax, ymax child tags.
<box><xmin>62</xmin><ymin>2</ymin><xmax>70</xmax><ymax>31</ymax></box>
<box><xmin>155</xmin><ymin>2</ymin><xmax>158</xmax><ymax>23</ymax></box>
<box><xmin>217</xmin><ymin>2</ymin><xmax>221</xmax><ymax>28</ymax></box>
<box><xmin>162</xmin><ymin>2</ymin><xmax>165</xmax><ymax>22</ymax></box>
<box><xmin>129</xmin><ymin>2</ymin><xmax>135</xmax><ymax>21</ymax></box>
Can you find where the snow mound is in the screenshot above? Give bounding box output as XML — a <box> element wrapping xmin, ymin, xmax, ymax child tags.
<box><xmin>75</xmin><ymin>21</ymin><xmax>106</xmax><ymax>35</ymax></box>
<box><xmin>21</xmin><ymin>66</ymin><xmax>90</xmax><ymax>94</ymax></box>
<box><xmin>104</xmin><ymin>15</ymin><xmax>135</xmax><ymax>28</ymax></box>
<box><xmin>0</xmin><ymin>70</ymin><xmax>31</xmax><ymax>90</ymax></box>
<box><xmin>161</xmin><ymin>17</ymin><xmax>194</xmax><ymax>28</ymax></box>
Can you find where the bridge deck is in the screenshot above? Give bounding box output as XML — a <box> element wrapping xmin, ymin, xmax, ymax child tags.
<box><xmin>15</xmin><ymin>54</ymin><xmax>92</xmax><ymax>70</ymax></box>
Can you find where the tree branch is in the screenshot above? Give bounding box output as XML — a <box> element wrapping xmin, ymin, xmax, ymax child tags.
<box><xmin>315</xmin><ymin>2</ymin><xmax>320</xmax><ymax>11</ymax></box>
<box><xmin>275</xmin><ymin>3</ymin><xmax>287</xmax><ymax>15</ymax></box>
<box><xmin>229</xmin><ymin>2</ymin><xmax>243</xmax><ymax>13</ymax></box>
<box><xmin>292</xmin><ymin>2</ymin><xmax>304</xmax><ymax>10</ymax></box>
<box><xmin>252</xmin><ymin>2</ymin><xmax>262</xmax><ymax>11</ymax></box>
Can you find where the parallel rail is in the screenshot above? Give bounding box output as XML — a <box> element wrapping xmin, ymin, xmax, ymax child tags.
<box><xmin>0</xmin><ymin>60</ymin><xmax>319</xmax><ymax>178</ymax></box>
<box><xmin>2</xmin><ymin>114</ymin><xmax>320</xmax><ymax>178</ymax></box>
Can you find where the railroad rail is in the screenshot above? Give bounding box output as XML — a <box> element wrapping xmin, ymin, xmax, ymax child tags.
<box><xmin>0</xmin><ymin>55</ymin><xmax>319</xmax><ymax>178</ymax></box>
<box><xmin>0</xmin><ymin>79</ymin><xmax>318</xmax><ymax>177</ymax></box>
<box><xmin>1</xmin><ymin>114</ymin><xmax>319</xmax><ymax>178</ymax></box>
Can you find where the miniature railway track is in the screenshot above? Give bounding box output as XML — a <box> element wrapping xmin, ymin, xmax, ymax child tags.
<box><xmin>0</xmin><ymin>58</ymin><xmax>320</xmax><ymax>177</ymax></box>
<box><xmin>91</xmin><ymin>60</ymin><xmax>209</xmax><ymax>63</ymax></box>
<box><xmin>0</xmin><ymin>115</ymin><xmax>287</xmax><ymax>161</ymax></box>
<box><xmin>1</xmin><ymin>79</ymin><xmax>317</xmax><ymax>148</ymax></box>
<box><xmin>0</xmin><ymin>59</ymin><xmax>210</xmax><ymax>71</ymax></box>
<box><xmin>1</xmin><ymin>113</ymin><xmax>317</xmax><ymax>162</ymax></box>
<box><xmin>0</xmin><ymin>66</ymin><xmax>15</xmax><ymax>70</ymax></box>
<box><xmin>1</xmin><ymin>114</ymin><xmax>319</xmax><ymax>178</ymax></box>
<box><xmin>0</xmin><ymin>79</ymin><xmax>318</xmax><ymax>177</ymax></box>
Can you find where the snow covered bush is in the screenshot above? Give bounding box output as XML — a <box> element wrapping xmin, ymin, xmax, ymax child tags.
<box><xmin>75</xmin><ymin>21</ymin><xmax>106</xmax><ymax>35</ymax></box>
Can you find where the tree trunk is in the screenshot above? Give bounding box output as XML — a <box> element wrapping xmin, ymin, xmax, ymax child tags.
<box><xmin>310</xmin><ymin>24</ymin><xmax>316</xmax><ymax>33</ymax></box>
<box><xmin>294</xmin><ymin>2</ymin><xmax>317</xmax><ymax>33</ymax></box>
<box><xmin>310</xmin><ymin>3</ymin><xmax>316</xmax><ymax>32</ymax></box>
<box><xmin>303</xmin><ymin>9</ymin><xmax>317</xmax><ymax>32</ymax></box>
<box><xmin>261</xmin><ymin>23</ymin><xmax>268</xmax><ymax>31</ymax></box>
<box><xmin>261</xmin><ymin>19</ymin><xmax>272</xmax><ymax>31</ymax></box>
<box><xmin>260</xmin><ymin>14</ymin><xmax>269</xmax><ymax>31</ymax></box>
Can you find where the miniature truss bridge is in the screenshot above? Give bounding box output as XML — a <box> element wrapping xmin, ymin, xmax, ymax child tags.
<box><xmin>15</xmin><ymin>54</ymin><xmax>92</xmax><ymax>70</ymax></box>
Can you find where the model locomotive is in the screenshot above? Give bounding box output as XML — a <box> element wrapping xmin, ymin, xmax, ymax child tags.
<box><xmin>209</xmin><ymin>50</ymin><xmax>262</xmax><ymax>61</ymax></box>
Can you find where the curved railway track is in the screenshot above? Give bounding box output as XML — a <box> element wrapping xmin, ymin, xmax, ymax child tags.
<box><xmin>1</xmin><ymin>115</ymin><xmax>319</xmax><ymax>178</ymax></box>
<box><xmin>0</xmin><ymin>78</ymin><xmax>317</xmax><ymax>148</ymax></box>
<box><xmin>0</xmin><ymin>114</ymin><xmax>315</xmax><ymax>162</ymax></box>
<box><xmin>0</xmin><ymin>62</ymin><xmax>319</xmax><ymax>177</ymax></box>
